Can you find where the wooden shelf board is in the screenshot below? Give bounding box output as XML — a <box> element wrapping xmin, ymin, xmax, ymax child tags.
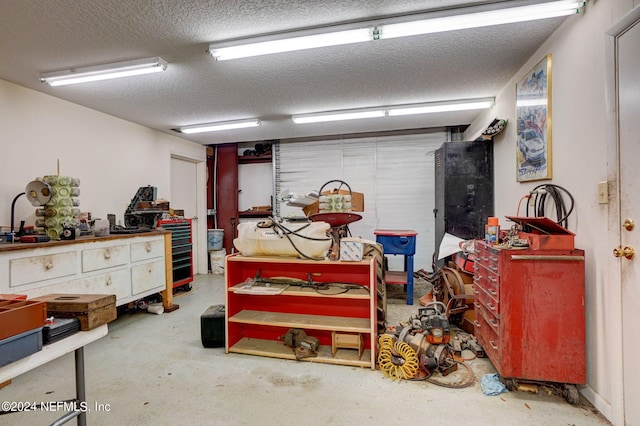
<box><xmin>385</xmin><ymin>271</ymin><xmax>408</xmax><ymax>284</ymax></box>
<box><xmin>238</xmin><ymin>155</ymin><xmax>272</xmax><ymax>164</ymax></box>
<box><xmin>227</xmin><ymin>254</ymin><xmax>371</xmax><ymax>267</ymax></box>
<box><xmin>228</xmin><ymin>283</ymin><xmax>370</xmax><ymax>299</ymax></box>
<box><xmin>229</xmin><ymin>310</ymin><xmax>371</xmax><ymax>333</ymax></box>
<box><xmin>238</xmin><ymin>211</ymin><xmax>272</xmax><ymax>218</ymax></box>
<box><xmin>229</xmin><ymin>338</ymin><xmax>373</xmax><ymax>368</ymax></box>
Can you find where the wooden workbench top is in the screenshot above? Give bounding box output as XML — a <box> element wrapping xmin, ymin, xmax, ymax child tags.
<box><xmin>0</xmin><ymin>230</ymin><xmax>170</xmax><ymax>252</ymax></box>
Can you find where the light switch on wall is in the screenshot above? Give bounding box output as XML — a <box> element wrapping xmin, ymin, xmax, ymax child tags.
<box><xmin>598</xmin><ymin>181</ymin><xmax>608</xmax><ymax>204</ymax></box>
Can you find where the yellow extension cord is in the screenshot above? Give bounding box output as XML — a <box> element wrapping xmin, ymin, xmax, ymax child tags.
<box><xmin>377</xmin><ymin>334</ymin><xmax>419</xmax><ymax>380</ymax></box>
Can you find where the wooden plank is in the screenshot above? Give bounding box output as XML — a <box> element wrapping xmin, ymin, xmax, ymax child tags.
<box><xmin>161</xmin><ymin>232</ymin><xmax>178</xmax><ymax>311</ymax></box>
<box><xmin>230</xmin><ymin>338</ymin><xmax>373</xmax><ymax>369</ymax></box>
<box><xmin>227</xmin><ymin>253</ymin><xmax>369</xmax><ymax>267</ymax></box>
<box><xmin>229</xmin><ymin>310</ymin><xmax>371</xmax><ymax>333</ymax></box>
<box><xmin>385</xmin><ymin>271</ymin><xmax>407</xmax><ymax>284</ymax></box>
<box><xmin>227</xmin><ymin>283</ymin><xmax>370</xmax><ymax>299</ymax></box>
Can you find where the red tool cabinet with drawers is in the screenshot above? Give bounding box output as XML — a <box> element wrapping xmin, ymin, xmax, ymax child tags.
<box><xmin>473</xmin><ymin>240</ymin><xmax>586</xmax><ymax>386</ymax></box>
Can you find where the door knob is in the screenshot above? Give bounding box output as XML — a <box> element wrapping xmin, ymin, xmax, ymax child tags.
<box><xmin>613</xmin><ymin>246</ymin><xmax>635</xmax><ymax>259</ymax></box>
<box><xmin>623</xmin><ymin>218</ymin><xmax>635</xmax><ymax>231</ymax></box>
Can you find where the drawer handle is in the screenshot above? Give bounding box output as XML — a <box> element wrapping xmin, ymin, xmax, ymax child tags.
<box><xmin>106</xmin><ymin>277</ymin><xmax>112</xmax><ymax>286</ymax></box>
<box><xmin>473</xmin><ymin>320</ymin><xmax>481</xmax><ymax>328</ymax></box>
<box><xmin>489</xmin><ymin>264</ymin><xmax>498</xmax><ymax>271</ymax></box>
<box><xmin>489</xmin><ymin>340</ymin><xmax>499</xmax><ymax>350</ymax></box>
<box><xmin>487</xmin><ymin>302</ymin><xmax>496</xmax><ymax>311</ymax></box>
<box><xmin>45</xmin><ymin>263</ymin><xmax>53</xmax><ymax>270</ymax></box>
<box><xmin>104</xmin><ymin>249</ymin><xmax>111</xmax><ymax>260</ymax></box>
<box><xmin>472</xmin><ymin>287</ymin><xmax>479</xmax><ymax>295</ymax></box>
<box><xmin>488</xmin><ymin>318</ymin><xmax>498</xmax><ymax>328</ymax></box>
<box><xmin>146</xmin><ymin>243</ymin><xmax>152</xmax><ymax>252</ymax></box>
<box><xmin>510</xmin><ymin>255</ymin><xmax>585</xmax><ymax>261</ymax></box>
<box><xmin>488</xmin><ymin>275</ymin><xmax>496</xmax><ymax>283</ymax></box>
<box><xmin>488</xmin><ymin>289</ymin><xmax>497</xmax><ymax>296</ymax></box>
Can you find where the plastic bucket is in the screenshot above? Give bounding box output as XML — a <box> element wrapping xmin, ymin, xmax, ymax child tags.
<box><xmin>209</xmin><ymin>249</ymin><xmax>226</xmax><ymax>274</ymax></box>
<box><xmin>207</xmin><ymin>229</ymin><xmax>224</xmax><ymax>251</ymax></box>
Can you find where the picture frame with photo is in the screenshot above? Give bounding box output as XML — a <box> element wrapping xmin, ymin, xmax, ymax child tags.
<box><xmin>516</xmin><ymin>54</ymin><xmax>552</xmax><ymax>182</ymax></box>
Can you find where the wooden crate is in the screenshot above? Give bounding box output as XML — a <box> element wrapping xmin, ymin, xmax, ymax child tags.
<box><xmin>33</xmin><ymin>294</ymin><xmax>116</xmax><ymax>331</ymax></box>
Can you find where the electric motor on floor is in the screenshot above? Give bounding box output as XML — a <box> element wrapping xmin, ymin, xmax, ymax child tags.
<box><xmin>201</xmin><ymin>305</ymin><xmax>225</xmax><ymax>348</ymax></box>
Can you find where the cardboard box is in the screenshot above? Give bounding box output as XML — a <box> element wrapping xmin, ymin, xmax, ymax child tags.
<box><xmin>303</xmin><ymin>189</ymin><xmax>364</xmax><ymax>216</ymax></box>
<box><xmin>340</xmin><ymin>238</ymin><xmax>365</xmax><ymax>261</ymax></box>
<box><xmin>33</xmin><ymin>294</ymin><xmax>116</xmax><ymax>331</ymax></box>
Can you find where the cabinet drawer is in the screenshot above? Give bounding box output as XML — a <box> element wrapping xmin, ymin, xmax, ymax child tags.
<box><xmin>375</xmin><ymin>235</ymin><xmax>416</xmax><ymax>255</ymax></box>
<box><xmin>475</xmin><ymin>309</ymin><xmax>501</xmax><ymax>361</ymax></box>
<box><xmin>479</xmin><ymin>301</ymin><xmax>500</xmax><ymax>334</ymax></box>
<box><xmin>473</xmin><ymin>266</ymin><xmax>499</xmax><ymax>301</ymax></box>
<box><xmin>131</xmin><ymin>260</ymin><xmax>165</xmax><ymax>295</ymax></box>
<box><xmin>26</xmin><ymin>269</ymin><xmax>131</xmax><ymax>303</ymax></box>
<box><xmin>82</xmin><ymin>244</ymin><xmax>128</xmax><ymax>272</ymax></box>
<box><xmin>475</xmin><ymin>284</ymin><xmax>500</xmax><ymax>317</ymax></box>
<box><xmin>131</xmin><ymin>239</ymin><xmax>164</xmax><ymax>262</ymax></box>
<box><xmin>10</xmin><ymin>251</ymin><xmax>77</xmax><ymax>287</ymax></box>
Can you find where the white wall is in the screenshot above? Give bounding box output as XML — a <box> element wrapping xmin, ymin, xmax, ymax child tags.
<box><xmin>0</xmin><ymin>78</ymin><xmax>208</xmax><ymax>272</ymax></box>
<box><xmin>466</xmin><ymin>1</ymin><xmax>637</xmax><ymax>423</ymax></box>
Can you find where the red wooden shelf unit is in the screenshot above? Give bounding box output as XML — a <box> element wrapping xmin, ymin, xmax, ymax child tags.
<box><xmin>224</xmin><ymin>254</ymin><xmax>377</xmax><ymax>369</ymax></box>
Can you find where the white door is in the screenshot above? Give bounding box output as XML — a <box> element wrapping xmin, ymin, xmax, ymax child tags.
<box><xmin>171</xmin><ymin>156</ymin><xmax>199</xmax><ymax>274</ymax></box>
<box><xmin>616</xmin><ymin>10</ymin><xmax>640</xmax><ymax>426</ymax></box>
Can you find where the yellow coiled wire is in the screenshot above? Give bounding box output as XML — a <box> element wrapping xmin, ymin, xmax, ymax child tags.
<box><xmin>377</xmin><ymin>334</ymin><xmax>419</xmax><ymax>380</ymax></box>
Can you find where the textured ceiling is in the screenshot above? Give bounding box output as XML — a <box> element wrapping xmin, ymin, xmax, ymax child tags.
<box><xmin>0</xmin><ymin>0</ymin><xmax>566</xmax><ymax>145</ymax></box>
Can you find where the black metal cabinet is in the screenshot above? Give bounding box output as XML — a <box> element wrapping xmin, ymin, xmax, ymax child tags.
<box><xmin>434</xmin><ymin>141</ymin><xmax>494</xmax><ymax>265</ymax></box>
<box><xmin>157</xmin><ymin>218</ymin><xmax>193</xmax><ymax>289</ymax></box>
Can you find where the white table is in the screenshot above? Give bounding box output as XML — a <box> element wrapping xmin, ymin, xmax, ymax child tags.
<box><xmin>0</xmin><ymin>324</ymin><xmax>108</xmax><ymax>425</ymax></box>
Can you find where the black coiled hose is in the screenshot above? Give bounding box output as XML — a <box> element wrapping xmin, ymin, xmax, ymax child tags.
<box><xmin>526</xmin><ymin>184</ymin><xmax>575</xmax><ymax>228</ymax></box>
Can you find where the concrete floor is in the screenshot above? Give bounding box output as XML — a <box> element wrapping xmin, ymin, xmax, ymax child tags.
<box><xmin>1</xmin><ymin>273</ymin><xmax>611</xmax><ymax>426</ymax></box>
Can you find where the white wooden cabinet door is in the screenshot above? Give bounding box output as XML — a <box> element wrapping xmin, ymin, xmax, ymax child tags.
<box><xmin>130</xmin><ymin>260</ymin><xmax>165</xmax><ymax>296</ymax></box>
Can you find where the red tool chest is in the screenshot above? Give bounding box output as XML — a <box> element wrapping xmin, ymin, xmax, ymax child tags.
<box><xmin>473</xmin><ymin>240</ymin><xmax>586</xmax><ymax>385</ymax></box>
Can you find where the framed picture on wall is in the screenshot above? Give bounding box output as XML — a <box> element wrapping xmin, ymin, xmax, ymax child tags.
<box><xmin>516</xmin><ymin>54</ymin><xmax>552</xmax><ymax>182</ymax></box>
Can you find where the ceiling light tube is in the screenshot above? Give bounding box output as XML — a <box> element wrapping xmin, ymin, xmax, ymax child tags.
<box><xmin>40</xmin><ymin>57</ymin><xmax>168</xmax><ymax>87</ymax></box>
<box><xmin>380</xmin><ymin>1</ymin><xmax>585</xmax><ymax>39</ymax></box>
<box><xmin>387</xmin><ymin>98</ymin><xmax>495</xmax><ymax>116</ymax></box>
<box><xmin>292</xmin><ymin>108</ymin><xmax>386</xmax><ymax>124</ymax></box>
<box><xmin>210</xmin><ymin>26</ymin><xmax>373</xmax><ymax>60</ymax></box>
<box><xmin>179</xmin><ymin>119</ymin><xmax>261</xmax><ymax>134</ymax></box>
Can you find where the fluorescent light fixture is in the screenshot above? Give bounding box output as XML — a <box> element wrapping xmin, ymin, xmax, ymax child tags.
<box><xmin>179</xmin><ymin>119</ymin><xmax>261</xmax><ymax>134</ymax></box>
<box><xmin>40</xmin><ymin>57</ymin><xmax>168</xmax><ymax>87</ymax></box>
<box><xmin>388</xmin><ymin>98</ymin><xmax>495</xmax><ymax>116</ymax></box>
<box><xmin>209</xmin><ymin>1</ymin><xmax>584</xmax><ymax>61</ymax></box>
<box><xmin>210</xmin><ymin>27</ymin><xmax>373</xmax><ymax>61</ymax></box>
<box><xmin>292</xmin><ymin>98</ymin><xmax>494</xmax><ymax>124</ymax></box>
<box><xmin>292</xmin><ymin>108</ymin><xmax>386</xmax><ymax>124</ymax></box>
<box><xmin>380</xmin><ymin>1</ymin><xmax>585</xmax><ymax>39</ymax></box>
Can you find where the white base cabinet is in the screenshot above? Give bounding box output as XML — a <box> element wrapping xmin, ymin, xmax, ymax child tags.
<box><xmin>0</xmin><ymin>232</ymin><xmax>171</xmax><ymax>307</ymax></box>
